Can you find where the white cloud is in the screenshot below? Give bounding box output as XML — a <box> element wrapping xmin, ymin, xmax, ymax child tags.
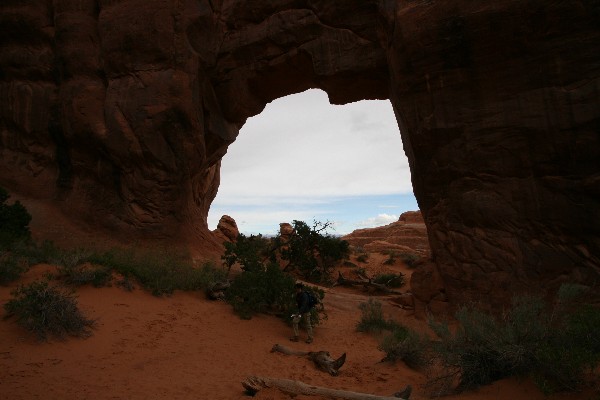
<box><xmin>208</xmin><ymin>89</ymin><xmax>416</xmax><ymax>234</ymax></box>
<box><xmin>214</xmin><ymin>89</ymin><xmax>412</xmax><ymax>200</ymax></box>
<box><xmin>357</xmin><ymin>213</ymin><xmax>399</xmax><ymax>228</ymax></box>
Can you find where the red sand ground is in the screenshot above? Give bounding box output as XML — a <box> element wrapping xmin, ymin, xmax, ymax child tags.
<box><xmin>1</xmin><ymin>260</ymin><xmax>598</xmax><ymax>400</ymax></box>
<box><xmin>1</xmin><ymin>197</ymin><xmax>598</xmax><ymax>399</ymax></box>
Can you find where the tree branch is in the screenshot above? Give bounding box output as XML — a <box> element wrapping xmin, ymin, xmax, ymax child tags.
<box><xmin>242</xmin><ymin>376</ymin><xmax>411</xmax><ymax>399</ymax></box>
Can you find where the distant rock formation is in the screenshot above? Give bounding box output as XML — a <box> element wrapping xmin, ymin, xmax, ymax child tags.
<box><xmin>343</xmin><ymin>211</ymin><xmax>429</xmax><ymax>257</ymax></box>
<box><xmin>1</xmin><ymin>1</ymin><xmax>598</xmax><ymax>308</ymax></box>
<box><xmin>212</xmin><ymin>215</ymin><xmax>239</xmax><ymax>244</ymax></box>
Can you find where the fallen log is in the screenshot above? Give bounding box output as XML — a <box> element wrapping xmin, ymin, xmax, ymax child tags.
<box><xmin>335</xmin><ymin>271</ymin><xmax>369</xmax><ymax>287</ymax></box>
<box><xmin>271</xmin><ymin>344</ymin><xmax>346</xmax><ymax>376</ymax></box>
<box><xmin>334</xmin><ymin>272</ymin><xmax>401</xmax><ymax>294</ymax></box>
<box><xmin>242</xmin><ymin>376</ymin><xmax>411</xmax><ymax>399</ymax></box>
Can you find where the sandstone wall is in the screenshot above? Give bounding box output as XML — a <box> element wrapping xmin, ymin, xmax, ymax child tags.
<box><xmin>0</xmin><ymin>0</ymin><xmax>598</xmax><ymax>307</ymax></box>
<box><xmin>382</xmin><ymin>0</ymin><xmax>599</xmax><ymax>307</ymax></box>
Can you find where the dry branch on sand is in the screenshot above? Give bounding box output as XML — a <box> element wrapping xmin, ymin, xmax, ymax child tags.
<box><xmin>334</xmin><ymin>272</ymin><xmax>402</xmax><ymax>294</ymax></box>
<box><xmin>242</xmin><ymin>375</ymin><xmax>412</xmax><ymax>399</ymax></box>
<box><xmin>270</xmin><ymin>343</ymin><xmax>346</xmax><ymax>376</ymax></box>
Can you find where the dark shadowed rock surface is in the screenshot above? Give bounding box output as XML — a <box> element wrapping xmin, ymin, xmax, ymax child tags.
<box><xmin>1</xmin><ymin>0</ymin><xmax>598</xmax><ymax>309</ymax></box>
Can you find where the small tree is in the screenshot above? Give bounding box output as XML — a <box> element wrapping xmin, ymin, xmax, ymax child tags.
<box><xmin>276</xmin><ymin>220</ymin><xmax>349</xmax><ymax>283</ymax></box>
<box><xmin>222</xmin><ymin>234</ymin><xmax>273</xmax><ymax>273</ymax></box>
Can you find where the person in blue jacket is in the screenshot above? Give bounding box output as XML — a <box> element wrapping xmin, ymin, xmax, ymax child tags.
<box><xmin>290</xmin><ymin>282</ymin><xmax>314</xmax><ymax>343</ymax></box>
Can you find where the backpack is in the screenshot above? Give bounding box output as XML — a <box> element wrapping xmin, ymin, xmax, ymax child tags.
<box><xmin>306</xmin><ymin>290</ymin><xmax>318</xmax><ymax>309</ymax></box>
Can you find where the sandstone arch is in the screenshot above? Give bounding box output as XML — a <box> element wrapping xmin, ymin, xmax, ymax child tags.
<box><xmin>0</xmin><ymin>0</ymin><xmax>598</xmax><ymax>308</ymax></box>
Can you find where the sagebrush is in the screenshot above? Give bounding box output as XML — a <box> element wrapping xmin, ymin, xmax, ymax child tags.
<box><xmin>4</xmin><ymin>280</ymin><xmax>95</xmax><ymax>341</ymax></box>
<box><xmin>357</xmin><ymin>298</ymin><xmax>426</xmax><ymax>368</ymax></box>
<box><xmin>427</xmin><ymin>285</ymin><xmax>600</xmax><ymax>394</ymax></box>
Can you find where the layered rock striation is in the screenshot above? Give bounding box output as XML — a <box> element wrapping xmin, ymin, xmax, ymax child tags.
<box><xmin>1</xmin><ymin>0</ymin><xmax>598</xmax><ymax>308</ymax></box>
<box><xmin>343</xmin><ymin>211</ymin><xmax>429</xmax><ymax>257</ymax></box>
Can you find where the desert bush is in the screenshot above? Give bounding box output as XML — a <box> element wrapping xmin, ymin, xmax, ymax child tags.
<box><xmin>358</xmin><ymin>298</ymin><xmax>426</xmax><ymax>369</ymax></box>
<box><xmin>0</xmin><ymin>240</ymin><xmax>63</xmax><ymax>285</ymax></box>
<box><xmin>0</xmin><ymin>187</ymin><xmax>32</xmax><ymax>247</ymax></box>
<box><xmin>58</xmin><ymin>263</ymin><xmax>112</xmax><ymax>287</ymax></box>
<box><xmin>428</xmin><ymin>296</ymin><xmax>551</xmax><ymax>392</ymax></box>
<box><xmin>383</xmin><ymin>253</ymin><xmax>396</xmax><ymax>265</ymax></box>
<box><xmin>356</xmin><ymin>298</ymin><xmax>401</xmax><ymax>333</ymax></box>
<box><xmin>379</xmin><ymin>328</ymin><xmax>428</xmax><ymax>369</ymax></box>
<box><xmin>398</xmin><ymin>252</ymin><xmax>420</xmax><ymax>268</ymax></box>
<box><xmin>373</xmin><ymin>273</ymin><xmax>405</xmax><ymax>288</ymax></box>
<box><xmin>51</xmin><ymin>247</ymin><xmax>94</xmax><ymax>270</ymax></box>
<box><xmin>356</xmin><ymin>253</ymin><xmax>369</xmax><ymax>263</ymax></box>
<box><xmin>0</xmin><ymin>251</ymin><xmax>30</xmax><ymax>284</ymax></box>
<box><xmin>3</xmin><ymin>280</ymin><xmax>95</xmax><ymax>341</ymax></box>
<box><xmin>225</xmin><ymin>262</ymin><xmax>326</xmax><ymax>326</ymax></box>
<box><xmin>50</xmin><ymin>247</ymin><xmax>114</xmax><ymax>287</ymax></box>
<box><xmin>427</xmin><ymin>285</ymin><xmax>600</xmax><ymax>394</ymax></box>
<box><xmin>86</xmin><ymin>248</ymin><xmax>225</xmax><ymax>296</ymax></box>
<box><xmin>225</xmin><ymin>262</ymin><xmax>296</xmax><ymax>319</ymax></box>
<box><xmin>3</xmin><ymin>240</ymin><xmax>61</xmax><ymax>268</ymax></box>
<box><xmin>0</xmin><ymin>240</ymin><xmax>66</xmax><ymax>284</ymax></box>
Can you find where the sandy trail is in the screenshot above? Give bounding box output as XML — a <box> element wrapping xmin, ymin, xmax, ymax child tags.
<box><xmin>2</xmin><ymin>263</ymin><xmax>598</xmax><ymax>400</ymax></box>
<box><xmin>0</xmin><ymin>265</ymin><xmax>408</xmax><ymax>400</ymax></box>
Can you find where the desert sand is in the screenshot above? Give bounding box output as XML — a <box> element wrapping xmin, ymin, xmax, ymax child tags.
<box><xmin>1</xmin><ymin>256</ymin><xmax>597</xmax><ymax>400</ymax></box>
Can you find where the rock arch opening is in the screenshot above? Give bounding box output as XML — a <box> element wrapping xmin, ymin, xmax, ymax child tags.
<box><xmin>208</xmin><ymin>89</ymin><xmax>417</xmax><ymax>236</ymax></box>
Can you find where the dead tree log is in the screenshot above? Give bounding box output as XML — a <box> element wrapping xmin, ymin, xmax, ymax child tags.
<box><xmin>271</xmin><ymin>344</ymin><xmax>346</xmax><ymax>376</ymax></box>
<box><xmin>242</xmin><ymin>376</ymin><xmax>411</xmax><ymax>399</ymax></box>
<box><xmin>334</xmin><ymin>272</ymin><xmax>401</xmax><ymax>294</ymax></box>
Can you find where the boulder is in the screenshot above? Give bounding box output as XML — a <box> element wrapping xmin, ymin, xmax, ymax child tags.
<box><xmin>213</xmin><ymin>215</ymin><xmax>239</xmax><ymax>244</ymax></box>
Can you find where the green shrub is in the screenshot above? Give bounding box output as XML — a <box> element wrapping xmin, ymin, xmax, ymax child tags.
<box><xmin>383</xmin><ymin>253</ymin><xmax>396</xmax><ymax>265</ymax></box>
<box><xmin>0</xmin><ymin>251</ymin><xmax>30</xmax><ymax>284</ymax></box>
<box><xmin>429</xmin><ymin>296</ymin><xmax>550</xmax><ymax>391</ymax></box>
<box><xmin>58</xmin><ymin>263</ymin><xmax>113</xmax><ymax>287</ymax></box>
<box><xmin>51</xmin><ymin>247</ymin><xmax>94</xmax><ymax>270</ymax></box>
<box><xmin>225</xmin><ymin>262</ymin><xmax>327</xmax><ymax>325</ymax></box>
<box><xmin>0</xmin><ymin>239</ymin><xmax>62</xmax><ymax>284</ymax></box>
<box><xmin>225</xmin><ymin>262</ymin><xmax>296</xmax><ymax>319</ymax></box>
<box><xmin>6</xmin><ymin>240</ymin><xmax>60</xmax><ymax>266</ymax></box>
<box><xmin>86</xmin><ymin>248</ymin><xmax>225</xmax><ymax>296</ymax></box>
<box><xmin>398</xmin><ymin>253</ymin><xmax>420</xmax><ymax>268</ymax></box>
<box><xmin>427</xmin><ymin>286</ymin><xmax>600</xmax><ymax>394</ymax></box>
<box><xmin>0</xmin><ymin>187</ymin><xmax>32</xmax><ymax>247</ymax></box>
<box><xmin>358</xmin><ymin>298</ymin><xmax>426</xmax><ymax>369</ymax></box>
<box><xmin>373</xmin><ymin>273</ymin><xmax>405</xmax><ymax>288</ymax></box>
<box><xmin>4</xmin><ymin>280</ymin><xmax>95</xmax><ymax>341</ymax></box>
<box><xmin>356</xmin><ymin>253</ymin><xmax>369</xmax><ymax>263</ymax></box>
<box><xmin>357</xmin><ymin>298</ymin><xmax>401</xmax><ymax>333</ymax></box>
<box><xmin>379</xmin><ymin>328</ymin><xmax>428</xmax><ymax>369</ymax></box>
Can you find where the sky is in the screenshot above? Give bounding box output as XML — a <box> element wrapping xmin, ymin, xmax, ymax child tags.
<box><xmin>207</xmin><ymin>89</ymin><xmax>418</xmax><ymax>236</ymax></box>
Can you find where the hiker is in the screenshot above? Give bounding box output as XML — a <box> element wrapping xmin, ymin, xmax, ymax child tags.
<box><xmin>290</xmin><ymin>282</ymin><xmax>314</xmax><ymax>344</ymax></box>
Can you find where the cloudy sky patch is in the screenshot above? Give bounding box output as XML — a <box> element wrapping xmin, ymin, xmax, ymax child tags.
<box><xmin>207</xmin><ymin>89</ymin><xmax>418</xmax><ymax>235</ymax></box>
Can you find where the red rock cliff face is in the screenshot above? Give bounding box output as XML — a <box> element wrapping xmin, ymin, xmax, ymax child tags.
<box><xmin>1</xmin><ymin>0</ymin><xmax>598</xmax><ymax>307</ymax></box>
